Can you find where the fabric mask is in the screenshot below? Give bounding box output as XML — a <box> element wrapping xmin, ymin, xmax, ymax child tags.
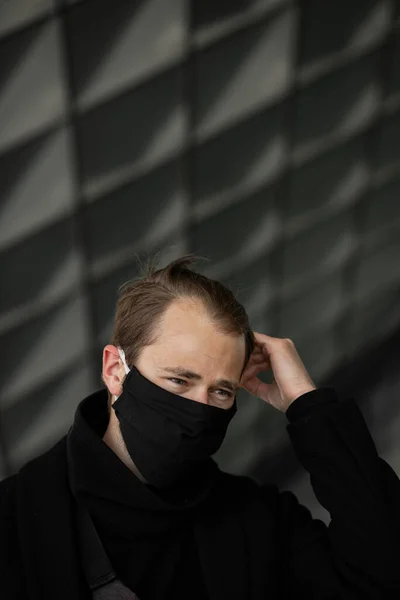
<box><xmin>112</xmin><ymin>348</ymin><xmax>237</xmax><ymax>489</ymax></box>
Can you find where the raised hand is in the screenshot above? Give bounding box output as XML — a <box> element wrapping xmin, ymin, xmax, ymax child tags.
<box><xmin>240</xmin><ymin>332</ymin><xmax>316</xmax><ymax>412</ymax></box>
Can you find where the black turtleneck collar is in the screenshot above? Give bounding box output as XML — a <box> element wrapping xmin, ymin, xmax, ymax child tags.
<box><xmin>68</xmin><ymin>387</ymin><xmax>220</xmax><ymax>514</ymax></box>
<box><xmin>67</xmin><ymin>388</ymin><xmax>214</xmax><ymax>599</ymax></box>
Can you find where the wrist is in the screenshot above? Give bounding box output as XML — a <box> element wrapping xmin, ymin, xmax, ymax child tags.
<box><xmin>285</xmin><ymin>385</ymin><xmax>317</xmax><ymax>412</ymax></box>
<box><xmin>285</xmin><ymin>387</ymin><xmax>338</xmax><ymax>422</ymax></box>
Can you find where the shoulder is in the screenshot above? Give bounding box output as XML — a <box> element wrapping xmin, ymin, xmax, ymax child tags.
<box><xmin>0</xmin><ymin>475</ymin><xmax>19</xmax><ymax>556</ymax></box>
<box><xmin>218</xmin><ymin>470</ymin><xmax>278</xmax><ymax>496</ymax></box>
<box><xmin>216</xmin><ymin>470</ymin><xmax>317</xmax><ymax>527</ymax></box>
<box><xmin>0</xmin><ymin>473</ymin><xmax>24</xmax><ymax>596</ymax></box>
<box><xmin>215</xmin><ymin>470</ymin><xmax>280</xmax><ymax>512</ymax></box>
<box><xmin>0</xmin><ymin>434</ymin><xmax>68</xmax><ymax>503</ymax></box>
<box><xmin>0</xmin><ymin>474</ymin><xmax>17</xmax><ymax>516</ymax></box>
<box><xmin>18</xmin><ymin>434</ymin><xmax>68</xmax><ymax>480</ymax></box>
<box><xmin>0</xmin><ymin>473</ymin><xmax>17</xmax><ymax>494</ymax></box>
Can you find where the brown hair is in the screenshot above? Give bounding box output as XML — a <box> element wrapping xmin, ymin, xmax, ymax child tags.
<box><xmin>109</xmin><ymin>254</ymin><xmax>255</xmax><ymax>402</ymax></box>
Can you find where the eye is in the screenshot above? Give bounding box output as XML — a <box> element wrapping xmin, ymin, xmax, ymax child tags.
<box><xmin>167</xmin><ymin>378</ymin><xmax>233</xmax><ymax>400</ymax></box>
<box><xmin>214</xmin><ymin>389</ymin><xmax>233</xmax><ymax>398</ymax></box>
<box><xmin>168</xmin><ymin>377</ymin><xmax>187</xmax><ymax>386</ymax></box>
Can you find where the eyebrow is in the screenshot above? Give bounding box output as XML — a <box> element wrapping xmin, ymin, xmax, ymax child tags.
<box><xmin>161</xmin><ymin>366</ymin><xmax>240</xmax><ymax>392</ymax></box>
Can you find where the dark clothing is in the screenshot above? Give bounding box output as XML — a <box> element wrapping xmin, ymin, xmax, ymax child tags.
<box><xmin>67</xmin><ymin>390</ymin><xmax>214</xmax><ymax>599</ymax></box>
<box><xmin>1</xmin><ymin>387</ymin><xmax>400</xmax><ymax>599</ymax></box>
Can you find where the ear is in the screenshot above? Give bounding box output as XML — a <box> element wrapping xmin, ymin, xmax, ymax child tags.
<box><xmin>102</xmin><ymin>344</ymin><xmax>125</xmax><ymax>397</ymax></box>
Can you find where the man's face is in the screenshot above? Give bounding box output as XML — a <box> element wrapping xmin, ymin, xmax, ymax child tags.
<box><xmin>135</xmin><ymin>298</ymin><xmax>246</xmax><ymax>409</ymax></box>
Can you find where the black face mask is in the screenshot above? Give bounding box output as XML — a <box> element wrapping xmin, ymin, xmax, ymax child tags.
<box><xmin>112</xmin><ymin>364</ymin><xmax>237</xmax><ymax>489</ymax></box>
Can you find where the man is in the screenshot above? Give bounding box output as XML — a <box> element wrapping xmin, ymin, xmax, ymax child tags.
<box><xmin>1</xmin><ymin>254</ymin><xmax>400</xmax><ymax>600</ymax></box>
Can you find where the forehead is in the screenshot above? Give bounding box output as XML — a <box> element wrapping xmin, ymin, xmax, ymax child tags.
<box><xmin>151</xmin><ymin>299</ymin><xmax>245</xmax><ymax>372</ymax></box>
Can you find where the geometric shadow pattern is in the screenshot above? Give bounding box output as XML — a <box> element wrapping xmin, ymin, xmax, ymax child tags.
<box><xmin>1</xmin><ymin>0</ymin><xmax>400</xmax><ymax>490</ymax></box>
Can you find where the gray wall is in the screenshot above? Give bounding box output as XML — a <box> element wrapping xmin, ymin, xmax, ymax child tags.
<box><xmin>1</xmin><ymin>0</ymin><xmax>400</xmax><ymax>520</ymax></box>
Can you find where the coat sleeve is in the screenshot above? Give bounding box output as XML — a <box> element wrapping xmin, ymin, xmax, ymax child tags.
<box><xmin>274</xmin><ymin>388</ymin><xmax>400</xmax><ymax>599</ymax></box>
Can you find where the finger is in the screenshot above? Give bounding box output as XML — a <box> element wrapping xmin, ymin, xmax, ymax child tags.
<box><xmin>242</xmin><ymin>378</ymin><xmax>271</xmax><ymax>400</ymax></box>
<box><xmin>251</xmin><ymin>347</ymin><xmax>271</xmax><ymax>361</ymax></box>
<box><xmin>253</xmin><ymin>340</ymin><xmax>266</xmax><ymax>352</ymax></box>
<box><xmin>249</xmin><ymin>352</ymin><xmax>266</xmax><ymax>364</ymax></box>
<box><xmin>251</xmin><ymin>342</ymin><xmax>268</xmax><ymax>356</ymax></box>
<box><xmin>241</xmin><ymin>361</ymin><xmax>270</xmax><ymax>383</ymax></box>
<box><xmin>253</xmin><ymin>331</ymin><xmax>275</xmax><ymax>343</ymax></box>
<box><xmin>252</xmin><ymin>338</ymin><xmax>271</xmax><ymax>357</ymax></box>
<box><xmin>253</xmin><ymin>332</ymin><xmax>281</xmax><ymax>351</ymax></box>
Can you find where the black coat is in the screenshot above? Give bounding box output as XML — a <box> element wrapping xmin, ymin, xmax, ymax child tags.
<box><xmin>1</xmin><ymin>387</ymin><xmax>400</xmax><ymax>599</ymax></box>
